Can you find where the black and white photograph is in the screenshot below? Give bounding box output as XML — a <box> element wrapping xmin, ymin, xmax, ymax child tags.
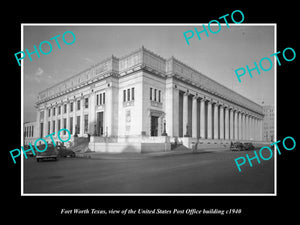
<box><xmin>4</xmin><ymin>4</ymin><xmax>298</xmax><ymax>221</ymax></box>
<box><xmin>22</xmin><ymin>24</ymin><xmax>275</xmax><ymax>195</ymax></box>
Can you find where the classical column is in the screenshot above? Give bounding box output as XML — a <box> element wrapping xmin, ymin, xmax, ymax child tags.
<box><xmin>213</xmin><ymin>102</ymin><xmax>219</xmax><ymax>139</ymax></box>
<box><xmin>219</xmin><ymin>104</ymin><xmax>224</xmax><ymax>139</ymax></box>
<box><xmin>238</xmin><ymin>111</ymin><xmax>242</xmax><ymax>141</ymax></box>
<box><xmin>200</xmin><ymin>98</ymin><xmax>205</xmax><ymax>139</ymax></box>
<box><xmin>35</xmin><ymin>109</ymin><xmax>40</xmax><ymax>138</ymax></box>
<box><xmin>55</xmin><ymin>105</ymin><xmax>58</xmax><ymax>136</ymax></box>
<box><xmin>224</xmin><ymin>106</ymin><xmax>229</xmax><ymax>140</ymax></box>
<box><xmin>80</xmin><ymin>97</ymin><xmax>84</xmax><ymax>136</ymax></box>
<box><xmin>165</xmin><ymin>83</ymin><xmax>179</xmax><ymax>137</ymax></box>
<box><xmin>89</xmin><ymin>92</ymin><xmax>96</xmax><ymax>135</ymax></box>
<box><xmin>183</xmin><ymin>92</ymin><xmax>189</xmax><ymax>137</ymax></box>
<box><xmin>72</xmin><ymin>100</ymin><xmax>76</xmax><ymax>135</ymax></box>
<box><xmin>241</xmin><ymin>113</ymin><xmax>245</xmax><ymax>140</ymax></box>
<box><xmin>245</xmin><ymin>114</ymin><xmax>249</xmax><ymax>140</ymax></box>
<box><xmin>229</xmin><ymin>108</ymin><xmax>234</xmax><ymax>140</ymax></box>
<box><xmin>207</xmin><ymin>100</ymin><xmax>212</xmax><ymax>139</ymax></box>
<box><xmin>259</xmin><ymin>119</ymin><xmax>263</xmax><ymax>141</ymax></box>
<box><xmin>254</xmin><ymin>118</ymin><xmax>258</xmax><ymax>141</ymax></box>
<box><xmin>192</xmin><ymin>96</ymin><xmax>198</xmax><ymax>138</ymax></box>
<box><xmin>66</xmin><ymin>101</ymin><xmax>70</xmax><ymax>134</ymax></box>
<box><xmin>43</xmin><ymin>107</ymin><xmax>47</xmax><ymax>137</ymax></box>
<box><xmin>234</xmin><ymin>110</ymin><xmax>238</xmax><ymax>140</ymax></box>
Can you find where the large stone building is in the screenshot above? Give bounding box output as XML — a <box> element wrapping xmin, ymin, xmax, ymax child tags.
<box><xmin>34</xmin><ymin>47</ymin><xmax>264</xmax><ymax>152</ymax></box>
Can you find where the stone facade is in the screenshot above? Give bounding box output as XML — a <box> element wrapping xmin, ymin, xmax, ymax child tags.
<box><xmin>34</xmin><ymin>46</ymin><xmax>264</xmax><ymax>152</ymax></box>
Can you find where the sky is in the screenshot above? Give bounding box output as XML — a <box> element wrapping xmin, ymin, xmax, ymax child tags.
<box><xmin>23</xmin><ymin>24</ymin><xmax>275</xmax><ymax>122</ymax></box>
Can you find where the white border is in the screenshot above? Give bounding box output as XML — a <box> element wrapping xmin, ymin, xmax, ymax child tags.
<box><xmin>21</xmin><ymin>23</ymin><xmax>277</xmax><ymax>196</ymax></box>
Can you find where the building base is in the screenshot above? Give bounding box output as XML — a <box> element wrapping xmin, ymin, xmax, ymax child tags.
<box><xmin>88</xmin><ymin>135</ymin><xmax>171</xmax><ymax>153</ymax></box>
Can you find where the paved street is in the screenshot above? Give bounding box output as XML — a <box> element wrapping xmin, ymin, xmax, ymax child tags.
<box><xmin>23</xmin><ymin>150</ymin><xmax>274</xmax><ymax>194</ymax></box>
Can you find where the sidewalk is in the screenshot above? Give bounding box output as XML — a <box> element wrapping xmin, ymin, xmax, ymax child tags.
<box><xmin>75</xmin><ymin>147</ymin><xmax>229</xmax><ymax>160</ymax></box>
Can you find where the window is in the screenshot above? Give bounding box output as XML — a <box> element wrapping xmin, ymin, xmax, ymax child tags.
<box><xmin>53</xmin><ymin>108</ymin><xmax>55</xmax><ymax>116</ymax></box>
<box><xmin>52</xmin><ymin>121</ymin><xmax>55</xmax><ymax>133</ymax></box>
<box><xmin>70</xmin><ymin>117</ymin><xmax>73</xmax><ymax>134</ymax></box>
<box><xmin>97</xmin><ymin>93</ymin><xmax>105</xmax><ymax>105</ymax></box>
<box><xmin>70</xmin><ymin>102</ymin><xmax>73</xmax><ymax>112</ymax></box>
<box><xmin>63</xmin><ymin>118</ymin><xmax>66</xmax><ymax>134</ymax></box>
<box><xmin>64</xmin><ymin>104</ymin><xmax>67</xmax><ymax>114</ymax></box>
<box><xmin>84</xmin><ymin>115</ymin><xmax>88</xmax><ymax>133</ymax></box>
<box><xmin>58</xmin><ymin>119</ymin><xmax>61</xmax><ymax>131</ymax></box>
<box><xmin>131</xmin><ymin>88</ymin><xmax>135</xmax><ymax>101</ymax></box>
<box><xmin>85</xmin><ymin>98</ymin><xmax>88</xmax><ymax>108</ymax></box>
<box><xmin>123</xmin><ymin>87</ymin><xmax>135</xmax><ymax>102</ymax></box>
<box><xmin>150</xmin><ymin>87</ymin><xmax>162</xmax><ymax>103</ymax></box>
<box><xmin>77</xmin><ymin>100</ymin><xmax>81</xmax><ymax>110</ymax></box>
<box><xmin>48</xmin><ymin>109</ymin><xmax>51</xmax><ymax>117</ymax></box>
<box><xmin>123</xmin><ymin>90</ymin><xmax>126</xmax><ymax>102</ymax></box>
<box><xmin>158</xmin><ymin>90</ymin><xmax>161</xmax><ymax>102</ymax></box>
<box><xmin>127</xmin><ymin>89</ymin><xmax>130</xmax><ymax>101</ymax></box>
<box><xmin>58</xmin><ymin>106</ymin><xmax>61</xmax><ymax>115</ymax></box>
<box><xmin>48</xmin><ymin>121</ymin><xmax>50</xmax><ymax>135</ymax></box>
<box><xmin>77</xmin><ymin>116</ymin><xmax>80</xmax><ymax>134</ymax></box>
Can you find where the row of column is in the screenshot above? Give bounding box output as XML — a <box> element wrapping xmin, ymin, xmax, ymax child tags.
<box><xmin>182</xmin><ymin>92</ymin><xmax>263</xmax><ymax>141</ymax></box>
<box><xmin>36</xmin><ymin>96</ymin><xmax>87</xmax><ymax>139</ymax></box>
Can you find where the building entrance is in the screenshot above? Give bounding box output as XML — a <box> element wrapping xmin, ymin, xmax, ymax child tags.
<box><xmin>151</xmin><ymin>116</ymin><xmax>158</xmax><ymax>136</ymax></box>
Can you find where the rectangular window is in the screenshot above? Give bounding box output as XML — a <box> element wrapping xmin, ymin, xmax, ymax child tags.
<box><xmin>52</xmin><ymin>121</ymin><xmax>55</xmax><ymax>133</ymax></box>
<box><xmin>48</xmin><ymin>121</ymin><xmax>50</xmax><ymax>135</ymax></box>
<box><xmin>154</xmin><ymin>89</ymin><xmax>157</xmax><ymax>101</ymax></box>
<box><xmin>41</xmin><ymin>111</ymin><xmax>44</xmax><ymax>119</ymax></box>
<box><xmin>48</xmin><ymin>109</ymin><xmax>51</xmax><ymax>117</ymax></box>
<box><xmin>103</xmin><ymin>93</ymin><xmax>105</xmax><ymax>104</ymax></box>
<box><xmin>123</xmin><ymin>90</ymin><xmax>126</xmax><ymax>102</ymax></box>
<box><xmin>70</xmin><ymin>102</ymin><xmax>73</xmax><ymax>112</ymax></box>
<box><xmin>97</xmin><ymin>94</ymin><xmax>99</xmax><ymax>105</ymax></box>
<box><xmin>58</xmin><ymin>106</ymin><xmax>61</xmax><ymax>115</ymax></box>
<box><xmin>77</xmin><ymin>116</ymin><xmax>80</xmax><ymax>134</ymax></box>
<box><xmin>100</xmin><ymin>93</ymin><xmax>102</xmax><ymax>105</ymax></box>
<box><xmin>70</xmin><ymin>117</ymin><xmax>73</xmax><ymax>134</ymax></box>
<box><xmin>158</xmin><ymin>90</ymin><xmax>161</xmax><ymax>102</ymax></box>
<box><xmin>84</xmin><ymin>114</ymin><xmax>88</xmax><ymax>133</ymax></box>
<box><xmin>77</xmin><ymin>100</ymin><xmax>80</xmax><ymax>110</ymax></box>
<box><xmin>150</xmin><ymin>88</ymin><xmax>152</xmax><ymax>100</ymax></box>
<box><xmin>64</xmin><ymin>104</ymin><xmax>67</xmax><ymax>114</ymax></box>
<box><xmin>58</xmin><ymin>119</ymin><xmax>61</xmax><ymax>131</ymax></box>
<box><xmin>63</xmin><ymin>118</ymin><xmax>66</xmax><ymax>135</ymax></box>
<box><xmin>131</xmin><ymin>88</ymin><xmax>134</xmax><ymax>101</ymax></box>
<box><xmin>127</xmin><ymin>89</ymin><xmax>130</xmax><ymax>101</ymax></box>
<box><xmin>85</xmin><ymin>98</ymin><xmax>88</xmax><ymax>108</ymax></box>
<box><xmin>53</xmin><ymin>108</ymin><xmax>55</xmax><ymax>116</ymax></box>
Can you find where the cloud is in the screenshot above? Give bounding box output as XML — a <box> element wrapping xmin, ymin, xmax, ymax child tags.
<box><xmin>35</xmin><ymin>67</ymin><xmax>44</xmax><ymax>76</ymax></box>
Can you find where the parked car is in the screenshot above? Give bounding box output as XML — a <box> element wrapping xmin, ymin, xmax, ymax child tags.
<box><xmin>230</xmin><ymin>142</ymin><xmax>245</xmax><ymax>151</ymax></box>
<box><xmin>244</xmin><ymin>142</ymin><xmax>255</xmax><ymax>151</ymax></box>
<box><xmin>36</xmin><ymin>144</ymin><xmax>58</xmax><ymax>162</ymax></box>
<box><xmin>56</xmin><ymin>145</ymin><xmax>75</xmax><ymax>158</ymax></box>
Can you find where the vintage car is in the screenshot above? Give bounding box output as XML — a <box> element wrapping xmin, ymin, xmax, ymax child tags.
<box><xmin>56</xmin><ymin>145</ymin><xmax>76</xmax><ymax>158</ymax></box>
<box><xmin>230</xmin><ymin>142</ymin><xmax>245</xmax><ymax>151</ymax></box>
<box><xmin>36</xmin><ymin>143</ymin><xmax>58</xmax><ymax>162</ymax></box>
<box><xmin>243</xmin><ymin>142</ymin><xmax>255</xmax><ymax>150</ymax></box>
